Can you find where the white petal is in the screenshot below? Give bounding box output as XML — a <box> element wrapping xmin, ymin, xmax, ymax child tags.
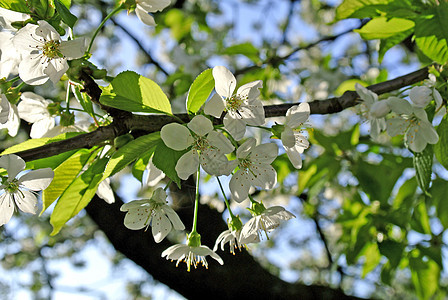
<box><xmin>285</xmin><ymin>103</ymin><xmax>310</xmax><ymax>128</ymax></box>
<box><xmin>14</xmin><ymin>190</ymin><xmax>38</xmax><ymax>214</ymax></box>
<box><xmin>229</xmin><ymin>169</ymin><xmax>251</xmax><ymax>202</ymax></box>
<box><xmin>0</xmin><ymin>94</ymin><xmax>10</xmax><ymax>124</ymax></box>
<box><xmin>120</xmin><ymin>199</ymin><xmax>149</xmax><ymax>211</ymax></box>
<box><xmin>138</xmin><ymin>0</ymin><xmax>171</xmax><ymax>12</ymax></box>
<box><xmin>236</xmin><ymin>80</ymin><xmax>262</xmax><ymax>100</ymax></box>
<box><xmin>200</xmin><ymin>148</ymin><xmax>230</xmax><ymax>176</ymax></box>
<box><xmin>36</xmin><ymin>20</ymin><xmax>60</xmax><ymax>41</ymax></box>
<box><xmin>0</xmin><ymin>154</ymin><xmax>25</xmax><ymax>179</ymax></box>
<box><xmin>96</xmin><ymin>179</ymin><xmax>115</xmax><ymax>204</ymax></box>
<box><xmin>18</xmin><ymin>92</ymin><xmax>51</xmax><ymax>122</ymax></box>
<box><xmin>387</xmin><ymin>97</ymin><xmax>413</xmax><ymax>115</ymax></box>
<box><xmin>45</xmin><ymin>58</ymin><xmax>69</xmax><ymax>84</ymax></box>
<box><xmin>236</xmin><ymin>137</ymin><xmax>256</xmax><ymax>159</ymax></box>
<box><xmin>18</xmin><ymin>168</ymin><xmax>54</xmax><ymax>191</ymax></box>
<box><xmin>59</xmin><ymin>38</ymin><xmax>86</xmax><ymax>59</ymax></box>
<box><xmin>175</xmin><ymin>150</ymin><xmax>199</xmax><ymax>180</ymax></box>
<box><xmin>123</xmin><ymin>207</ymin><xmax>150</xmax><ymax>230</ymax></box>
<box><xmin>238</xmin><ymin>99</ymin><xmax>265</xmax><ymax>126</ymax></box>
<box><xmin>5</xmin><ymin>104</ymin><xmax>20</xmax><ymax>137</ymax></box>
<box><xmin>284</xmin><ymin>145</ymin><xmax>303</xmax><ymax>169</ymax></box>
<box><xmin>18</xmin><ymin>54</ymin><xmax>49</xmax><ymax>85</ymax></box>
<box><xmin>281</xmin><ymin>126</ymin><xmax>296</xmax><ymax>148</ymax></box>
<box><xmin>187</xmin><ymin>115</ymin><xmax>213</xmax><ymax>136</ymax></box>
<box><xmin>0</xmin><ymin>193</ymin><xmax>14</xmax><ymax>226</ymax></box>
<box><xmin>223</xmin><ymin>113</ymin><xmax>246</xmax><ymax>141</ymax></box>
<box><xmin>152</xmin><ymin>211</ymin><xmax>172</xmax><ymax>243</ymax></box>
<box><xmin>409</xmin><ymin>86</ymin><xmax>432</xmax><ymax>108</ymax></box>
<box><xmin>163</xmin><ymin>205</ymin><xmax>185</xmax><ymax>231</ymax></box>
<box><xmin>160</xmin><ymin>123</ymin><xmax>193</xmax><ymax>150</ymax></box>
<box><xmin>207</xmin><ymin>130</ymin><xmax>234</xmax><ymax>153</ymax></box>
<box><xmin>386</xmin><ymin>117</ymin><xmax>408</xmax><ymax>137</ymax></box>
<box><xmin>251</xmin><ymin>142</ymin><xmax>278</xmax><ymax>164</ymax></box>
<box><xmin>12</xmin><ymin>23</ymin><xmax>38</xmax><ymax>54</ymax></box>
<box><xmin>213</xmin><ymin>66</ymin><xmax>236</xmax><ymax>99</ymax></box>
<box><xmin>135</xmin><ymin>6</ymin><xmax>156</xmax><ymax>26</ymax></box>
<box><xmin>204</xmin><ymin>93</ymin><xmax>225</xmax><ymax>118</ymax></box>
<box><xmin>250</xmin><ymin>164</ymin><xmax>277</xmax><ymax>190</ymax></box>
<box><xmin>145</xmin><ymin>159</ymin><xmax>165</xmax><ymax>187</ymax></box>
<box><xmin>419</xmin><ymin>121</ymin><xmax>439</xmax><ymax>144</ymax></box>
<box><xmin>355</xmin><ymin>83</ymin><xmax>377</xmax><ymax>107</ymax></box>
<box><xmin>30</xmin><ymin>117</ymin><xmax>55</xmax><ymax>139</ymax></box>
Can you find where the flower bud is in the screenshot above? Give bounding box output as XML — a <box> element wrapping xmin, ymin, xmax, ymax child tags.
<box><xmin>369</xmin><ymin>100</ymin><xmax>390</xmax><ymax>118</ymax></box>
<box><xmin>409</xmin><ymin>86</ymin><xmax>432</xmax><ymax>108</ymax></box>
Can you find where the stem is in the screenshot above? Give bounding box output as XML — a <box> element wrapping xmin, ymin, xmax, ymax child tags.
<box><xmin>191</xmin><ymin>166</ymin><xmax>201</xmax><ymax>233</ymax></box>
<box><xmin>65</xmin><ymin>81</ymin><xmax>71</xmax><ymax>111</ymax></box>
<box><xmin>87</xmin><ymin>4</ymin><xmax>124</xmax><ymax>54</ymax></box>
<box><xmin>163</xmin><ymin>179</ymin><xmax>173</xmax><ymax>191</ymax></box>
<box><xmin>216</xmin><ymin>177</ymin><xmax>235</xmax><ymax>218</ymax></box>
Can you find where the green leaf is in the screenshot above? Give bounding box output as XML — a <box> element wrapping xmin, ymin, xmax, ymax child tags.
<box><xmin>413</xmin><ymin>145</ymin><xmax>433</xmax><ymax>196</ymax></box>
<box><xmin>100</xmin><ymin>71</ymin><xmax>172</xmax><ymax>115</ymax></box>
<box><xmin>221</xmin><ymin>42</ymin><xmax>260</xmax><ymax>63</ymax></box>
<box><xmin>50</xmin><ymin>157</ymin><xmax>109</xmax><ymax>235</ymax></box>
<box><xmin>361</xmin><ymin>242</ymin><xmax>381</xmax><ymax>277</ymax></box>
<box><xmin>101</xmin><ymin>132</ymin><xmax>160</xmax><ymax>182</ymax></box>
<box><xmin>0</xmin><ymin>0</ymin><xmax>30</xmax><ymax>13</ymax></box>
<box><xmin>411</xmin><ymin>200</ymin><xmax>431</xmax><ymax>235</ymax></box>
<box><xmin>378</xmin><ymin>28</ymin><xmax>414</xmax><ymax>63</ymax></box>
<box><xmin>186</xmin><ymin>69</ymin><xmax>215</xmax><ymax>114</ymax></box>
<box><xmin>334</xmin><ymin>79</ymin><xmax>366</xmax><ymax>96</ymax></box>
<box><xmin>431</xmin><ymin>178</ymin><xmax>448</xmax><ymax>227</ymax></box>
<box><xmin>25</xmin><ymin>150</ymin><xmax>76</xmax><ymax>171</ymax></box>
<box><xmin>54</xmin><ymin>0</ymin><xmax>77</xmax><ymax>28</ymax></box>
<box><xmin>152</xmin><ymin>138</ymin><xmax>187</xmax><ymax>188</ymax></box>
<box><xmin>409</xmin><ymin>254</ymin><xmax>440</xmax><ymax>300</ymax></box>
<box><xmin>392</xmin><ymin>177</ymin><xmax>417</xmax><ymax>209</ymax></box>
<box><xmin>354</xmin><ymin>17</ymin><xmax>414</xmax><ymax>40</ymax></box>
<box><xmin>434</xmin><ymin>115</ymin><xmax>448</xmax><ymax>170</ymax></box>
<box><xmin>1</xmin><ymin>132</ymin><xmax>84</xmax><ymax>155</ymax></box>
<box><xmin>132</xmin><ymin>151</ymin><xmax>153</xmax><ymax>182</ymax></box>
<box><xmin>42</xmin><ymin>149</ymin><xmax>94</xmax><ymax>214</ymax></box>
<box><xmin>414</xmin><ymin>5</ymin><xmax>448</xmax><ymax>64</ymax></box>
<box><xmin>335</xmin><ymin>0</ymin><xmax>390</xmax><ymax>20</ymax></box>
<box><xmin>378</xmin><ymin>240</ymin><xmax>404</xmax><ymax>268</ymax></box>
<box><xmin>73</xmin><ymin>86</ymin><xmax>95</xmax><ymax>119</ymax></box>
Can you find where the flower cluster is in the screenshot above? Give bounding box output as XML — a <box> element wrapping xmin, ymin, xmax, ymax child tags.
<box><xmin>356</xmin><ymin>83</ymin><xmax>440</xmax><ymax>152</ymax></box>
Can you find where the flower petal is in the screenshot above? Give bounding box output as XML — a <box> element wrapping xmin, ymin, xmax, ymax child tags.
<box><xmin>152</xmin><ymin>211</ymin><xmax>172</xmax><ymax>243</ymax></box>
<box><xmin>96</xmin><ymin>178</ymin><xmax>115</xmax><ymax>204</ymax></box>
<box><xmin>204</xmin><ymin>93</ymin><xmax>225</xmax><ymax>118</ymax></box>
<box><xmin>236</xmin><ymin>80</ymin><xmax>262</xmax><ymax>100</ymax></box>
<box><xmin>187</xmin><ymin>115</ymin><xmax>213</xmax><ymax>136</ymax></box>
<box><xmin>123</xmin><ymin>207</ymin><xmax>150</xmax><ymax>230</ymax></box>
<box><xmin>251</xmin><ymin>142</ymin><xmax>278</xmax><ymax>164</ymax></box>
<box><xmin>236</xmin><ymin>137</ymin><xmax>256</xmax><ymax>159</ymax></box>
<box><xmin>285</xmin><ymin>103</ymin><xmax>310</xmax><ymax>128</ymax></box>
<box><xmin>175</xmin><ymin>150</ymin><xmax>199</xmax><ymax>180</ymax></box>
<box><xmin>281</xmin><ymin>126</ymin><xmax>295</xmax><ymax>148</ymax></box>
<box><xmin>207</xmin><ymin>130</ymin><xmax>234</xmax><ymax>153</ymax></box>
<box><xmin>18</xmin><ymin>168</ymin><xmax>54</xmax><ymax>191</ymax></box>
<box><xmin>0</xmin><ymin>154</ymin><xmax>25</xmax><ymax>179</ymax></box>
<box><xmin>14</xmin><ymin>190</ymin><xmax>38</xmax><ymax>214</ymax></box>
<box><xmin>30</xmin><ymin>117</ymin><xmax>55</xmax><ymax>139</ymax></box>
<box><xmin>161</xmin><ymin>123</ymin><xmax>193</xmax><ymax>150</ymax></box>
<box><xmin>213</xmin><ymin>66</ymin><xmax>236</xmax><ymax>99</ymax></box>
<box><xmin>135</xmin><ymin>6</ymin><xmax>157</xmax><ymax>26</ymax></box>
<box><xmin>163</xmin><ymin>205</ymin><xmax>185</xmax><ymax>231</ymax></box>
<box><xmin>18</xmin><ymin>53</ymin><xmax>48</xmax><ymax>85</ymax></box>
<box><xmin>59</xmin><ymin>38</ymin><xmax>86</xmax><ymax>59</ymax></box>
<box><xmin>284</xmin><ymin>145</ymin><xmax>303</xmax><ymax>169</ymax></box>
<box><xmin>229</xmin><ymin>169</ymin><xmax>251</xmax><ymax>202</ymax></box>
<box><xmin>0</xmin><ymin>193</ymin><xmax>14</xmax><ymax>226</ymax></box>
<box><xmin>223</xmin><ymin>113</ymin><xmax>246</xmax><ymax>140</ymax></box>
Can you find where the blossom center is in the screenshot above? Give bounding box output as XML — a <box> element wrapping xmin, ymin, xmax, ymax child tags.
<box><xmin>192</xmin><ymin>135</ymin><xmax>211</xmax><ymax>152</ymax></box>
<box><xmin>5</xmin><ymin>179</ymin><xmax>19</xmax><ymax>194</ymax></box>
<box><xmin>42</xmin><ymin>40</ymin><xmax>62</xmax><ymax>60</ymax></box>
<box><xmin>225</xmin><ymin>94</ymin><xmax>245</xmax><ymax>112</ymax></box>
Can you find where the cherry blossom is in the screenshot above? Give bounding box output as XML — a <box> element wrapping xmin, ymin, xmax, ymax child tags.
<box><xmin>0</xmin><ymin>154</ymin><xmax>54</xmax><ymax>226</ymax></box>
<box><xmin>161</xmin><ymin>115</ymin><xmax>235</xmax><ymax>180</ymax></box>
<box><xmin>162</xmin><ymin>243</ymin><xmax>223</xmax><ymax>271</ymax></box>
<box><xmin>17</xmin><ymin>92</ymin><xmax>56</xmax><ymax>138</ymax></box>
<box><xmin>120</xmin><ymin>188</ymin><xmax>184</xmax><ymax>243</ymax></box>
<box><xmin>0</xmin><ymin>94</ymin><xmax>19</xmax><ymax>137</ymax></box>
<box><xmin>13</xmin><ymin>20</ymin><xmax>86</xmax><ymax>85</ymax></box>
<box><xmin>229</xmin><ymin>138</ymin><xmax>277</xmax><ymax>202</ymax></box>
<box><xmin>356</xmin><ymin>83</ymin><xmax>387</xmax><ymax>139</ymax></box>
<box><xmin>134</xmin><ymin>0</ymin><xmax>171</xmax><ymax>26</ymax></box>
<box><xmin>204</xmin><ymin>66</ymin><xmax>264</xmax><ymax>140</ymax></box>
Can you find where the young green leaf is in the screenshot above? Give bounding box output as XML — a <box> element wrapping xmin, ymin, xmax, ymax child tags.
<box><xmin>0</xmin><ymin>0</ymin><xmax>30</xmax><ymax>13</ymax></box>
<box><xmin>354</xmin><ymin>17</ymin><xmax>414</xmax><ymax>40</ymax></box>
<box><xmin>186</xmin><ymin>68</ymin><xmax>215</xmax><ymax>114</ymax></box>
<box><xmin>221</xmin><ymin>42</ymin><xmax>260</xmax><ymax>63</ymax></box>
<box><xmin>434</xmin><ymin>116</ymin><xmax>448</xmax><ymax>171</ymax></box>
<box><xmin>101</xmin><ymin>132</ymin><xmax>160</xmax><ymax>182</ymax></box>
<box><xmin>413</xmin><ymin>145</ymin><xmax>433</xmax><ymax>196</ymax></box>
<box><xmin>152</xmin><ymin>138</ymin><xmax>187</xmax><ymax>188</ymax></box>
<box><xmin>42</xmin><ymin>148</ymin><xmax>94</xmax><ymax>214</ymax></box>
<box><xmin>54</xmin><ymin>0</ymin><xmax>77</xmax><ymax>28</ymax></box>
<box><xmin>100</xmin><ymin>71</ymin><xmax>172</xmax><ymax>115</ymax></box>
<box><xmin>50</xmin><ymin>157</ymin><xmax>109</xmax><ymax>235</ymax></box>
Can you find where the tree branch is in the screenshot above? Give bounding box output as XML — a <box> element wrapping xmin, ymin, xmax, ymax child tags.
<box><xmin>10</xmin><ymin>64</ymin><xmax>432</xmax><ymax>162</ymax></box>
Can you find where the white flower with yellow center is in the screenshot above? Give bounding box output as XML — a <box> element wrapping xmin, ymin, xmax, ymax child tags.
<box><xmin>280</xmin><ymin>103</ymin><xmax>310</xmax><ymax>169</ymax></box>
<box><xmin>387</xmin><ymin>97</ymin><xmax>439</xmax><ymax>152</ymax></box>
<box><xmin>0</xmin><ymin>94</ymin><xmax>19</xmax><ymax>137</ymax></box>
<box><xmin>356</xmin><ymin>83</ymin><xmax>388</xmax><ymax>140</ymax></box>
<box><xmin>229</xmin><ymin>138</ymin><xmax>277</xmax><ymax>203</ymax></box>
<box><xmin>161</xmin><ymin>115</ymin><xmax>235</xmax><ymax>180</ymax></box>
<box><xmin>134</xmin><ymin>0</ymin><xmax>171</xmax><ymax>26</ymax></box>
<box><xmin>18</xmin><ymin>92</ymin><xmax>56</xmax><ymax>138</ymax></box>
<box><xmin>0</xmin><ymin>154</ymin><xmax>54</xmax><ymax>226</ymax></box>
<box><xmin>13</xmin><ymin>20</ymin><xmax>86</xmax><ymax>85</ymax></box>
<box><xmin>204</xmin><ymin>66</ymin><xmax>264</xmax><ymax>140</ymax></box>
<box><xmin>120</xmin><ymin>187</ymin><xmax>185</xmax><ymax>243</ymax></box>
<box><xmin>240</xmin><ymin>205</ymin><xmax>295</xmax><ymax>244</ymax></box>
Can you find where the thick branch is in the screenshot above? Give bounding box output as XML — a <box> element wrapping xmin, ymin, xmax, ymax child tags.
<box><xmin>11</xmin><ymin>65</ymin><xmax>432</xmax><ymax>162</ymax></box>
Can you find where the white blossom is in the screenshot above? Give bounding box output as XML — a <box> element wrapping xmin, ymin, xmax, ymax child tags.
<box><xmin>240</xmin><ymin>205</ymin><xmax>295</xmax><ymax>243</ymax></box>
<box><xmin>161</xmin><ymin>115</ymin><xmax>235</xmax><ymax>180</ymax></box>
<box><xmin>134</xmin><ymin>0</ymin><xmax>170</xmax><ymax>26</ymax></box>
<box><xmin>0</xmin><ymin>94</ymin><xmax>19</xmax><ymax>137</ymax></box>
<box><xmin>96</xmin><ymin>178</ymin><xmax>115</xmax><ymax>204</ymax></box>
<box><xmin>356</xmin><ymin>83</ymin><xmax>387</xmax><ymax>139</ymax></box>
<box><xmin>280</xmin><ymin>103</ymin><xmax>310</xmax><ymax>169</ymax></box>
<box><xmin>0</xmin><ymin>7</ymin><xmax>28</xmax><ymax>31</ymax></box>
<box><xmin>0</xmin><ymin>32</ymin><xmax>20</xmax><ymax>79</ymax></box>
<box><xmin>18</xmin><ymin>92</ymin><xmax>55</xmax><ymax>138</ymax></box>
<box><xmin>162</xmin><ymin>243</ymin><xmax>223</xmax><ymax>271</ymax></box>
<box><xmin>13</xmin><ymin>20</ymin><xmax>86</xmax><ymax>85</ymax></box>
<box><xmin>0</xmin><ymin>154</ymin><xmax>54</xmax><ymax>226</ymax></box>
<box><xmin>387</xmin><ymin>98</ymin><xmax>438</xmax><ymax>152</ymax></box>
<box><xmin>120</xmin><ymin>188</ymin><xmax>184</xmax><ymax>243</ymax></box>
<box><xmin>229</xmin><ymin>138</ymin><xmax>277</xmax><ymax>202</ymax></box>
<box><xmin>145</xmin><ymin>158</ymin><xmax>165</xmax><ymax>187</ymax></box>
<box><xmin>204</xmin><ymin>66</ymin><xmax>264</xmax><ymax>140</ymax></box>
